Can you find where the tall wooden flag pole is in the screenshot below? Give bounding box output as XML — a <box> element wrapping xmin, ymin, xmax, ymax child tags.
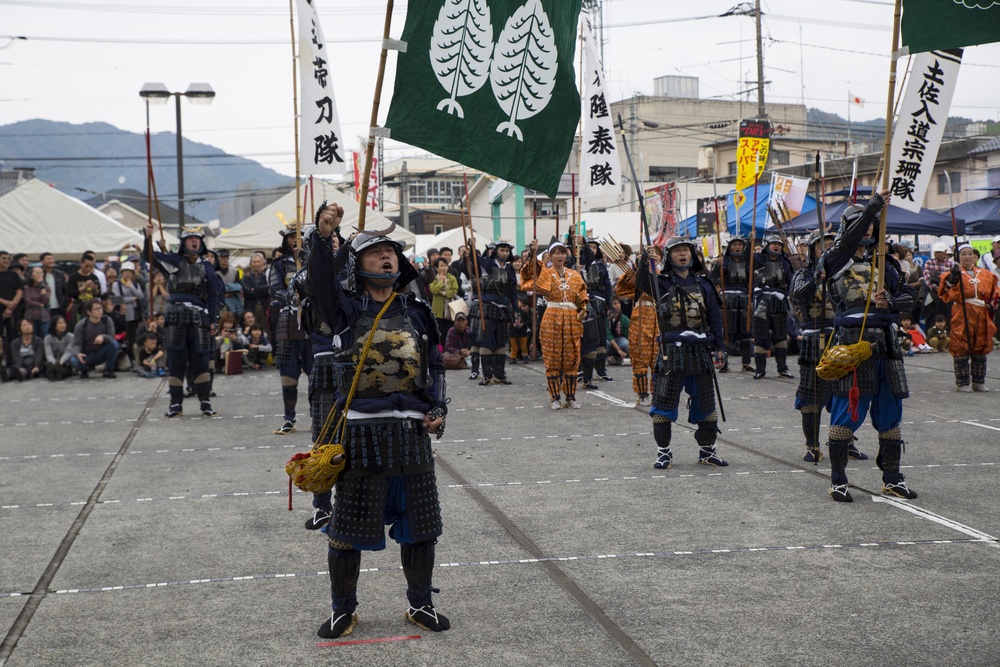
<box><xmin>357</xmin><ymin>0</ymin><xmax>395</xmax><ymax>232</ymax></box>
<box><xmin>463</xmin><ymin>172</ymin><xmax>487</xmax><ymax>338</ymax></box>
<box><xmin>531</xmin><ymin>206</ymin><xmax>539</xmax><ymax>360</ymax></box>
<box><xmin>877</xmin><ymin>0</ymin><xmax>903</xmax><ymax>294</ymax></box>
<box><xmin>288</xmin><ymin>0</ymin><xmax>302</xmax><ymax>269</ymax></box>
<box><xmin>713</xmin><ymin>176</ymin><xmax>729</xmax><ymax>351</ymax></box>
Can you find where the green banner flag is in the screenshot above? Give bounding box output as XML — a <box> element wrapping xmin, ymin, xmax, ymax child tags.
<box><xmin>901</xmin><ymin>0</ymin><xmax>1000</xmax><ymax>54</ymax></box>
<box><xmin>385</xmin><ymin>0</ymin><xmax>582</xmax><ymax>198</ymax></box>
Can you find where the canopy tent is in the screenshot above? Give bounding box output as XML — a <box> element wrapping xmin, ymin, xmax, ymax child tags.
<box><xmin>0</xmin><ymin>179</ymin><xmax>142</xmax><ymax>259</ymax></box>
<box><xmin>677</xmin><ymin>184</ymin><xmax>817</xmax><ymax>238</ymax></box>
<box><xmin>783</xmin><ymin>199</ymin><xmax>965</xmax><ymax>236</ymax></box>
<box><xmin>218</xmin><ymin>180</ymin><xmax>415</xmax><ymax>251</ymax></box>
<box><xmin>951</xmin><ymin>196</ymin><xmax>1000</xmax><ymax>236</ymax></box>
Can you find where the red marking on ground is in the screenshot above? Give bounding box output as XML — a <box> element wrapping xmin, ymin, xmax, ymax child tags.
<box><xmin>317</xmin><ymin>634</ymin><xmax>422</xmax><ymax>648</ymax></box>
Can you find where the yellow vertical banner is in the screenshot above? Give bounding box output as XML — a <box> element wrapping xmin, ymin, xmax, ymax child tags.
<box><xmin>735</xmin><ymin>119</ymin><xmax>772</xmax><ymax>192</ymax></box>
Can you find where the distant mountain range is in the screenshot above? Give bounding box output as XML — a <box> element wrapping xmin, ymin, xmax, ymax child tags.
<box><xmin>0</xmin><ymin>119</ymin><xmax>291</xmax><ymax>223</ymax></box>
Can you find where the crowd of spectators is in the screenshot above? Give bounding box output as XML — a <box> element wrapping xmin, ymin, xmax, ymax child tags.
<box><xmin>0</xmin><ymin>246</ymin><xmax>291</xmax><ymax>383</ymax></box>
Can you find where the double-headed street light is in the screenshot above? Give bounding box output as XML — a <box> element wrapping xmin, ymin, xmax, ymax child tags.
<box><xmin>139</xmin><ymin>83</ymin><xmax>216</xmax><ymax>230</ymax></box>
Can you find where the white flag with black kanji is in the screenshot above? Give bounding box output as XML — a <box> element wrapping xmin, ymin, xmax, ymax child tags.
<box><xmin>579</xmin><ymin>13</ymin><xmax>621</xmax><ymax>198</ymax></box>
<box><xmin>297</xmin><ymin>0</ymin><xmax>348</xmax><ymax>175</ymax></box>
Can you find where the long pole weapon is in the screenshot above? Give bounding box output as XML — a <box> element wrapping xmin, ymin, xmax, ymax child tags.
<box><xmin>745</xmin><ymin>151</ymin><xmax>760</xmax><ymax>331</ymax></box>
<box><xmin>463</xmin><ymin>172</ymin><xmax>487</xmax><ymax>338</ymax></box>
<box><xmin>713</xmin><ymin>176</ymin><xmax>729</xmax><ymax>358</ymax></box>
<box><xmin>357</xmin><ymin>0</ymin><xmax>395</xmax><ymax>233</ymax></box>
<box><xmin>288</xmin><ymin>0</ymin><xmax>302</xmax><ymax>269</ymax></box>
<box><xmin>813</xmin><ymin>151</ymin><xmax>829</xmax><ymax>456</ymax></box>
<box><xmin>531</xmin><ymin>206</ymin><xmax>539</xmax><ymax>359</ymax></box>
<box><xmin>945</xmin><ymin>171</ymin><xmax>975</xmax><ymax>354</ymax></box>
<box><xmin>876</xmin><ymin>0</ymin><xmax>903</xmax><ymax>295</ymax></box>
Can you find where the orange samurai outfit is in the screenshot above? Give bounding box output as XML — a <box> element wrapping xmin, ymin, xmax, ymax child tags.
<box><xmin>616</xmin><ymin>268</ymin><xmax>659</xmax><ymax>402</ymax></box>
<box><xmin>523</xmin><ymin>258</ymin><xmax>589</xmax><ymax>404</ymax></box>
<box><xmin>938</xmin><ymin>259</ymin><xmax>999</xmax><ymax>390</ymax></box>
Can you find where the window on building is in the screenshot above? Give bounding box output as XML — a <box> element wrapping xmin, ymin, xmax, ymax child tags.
<box><xmin>937</xmin><ymin>171</ymin><xmax>961</xmax><ymax>195</ymax></box>
<box><xmin>433</xmin><ymin>224</ymin><xmax>444</xmax><ymax>235</ymax></box>
<box><xmin>407</xmin><ymin>177</ymin><xmax>476</xmax><ymax>206</ymax></box>
<box><xmin>728</xmin><ymin>162</ymin><xmax>737</xmax><ymax>176</ymax></box>
<box><xmin>771</xmin><ymin>150</ymin><xmax>790</xmax><ymax>166</ymax></box>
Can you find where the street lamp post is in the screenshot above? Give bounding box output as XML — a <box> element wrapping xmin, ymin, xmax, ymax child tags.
<box><xmin>139</xmin><ymin>83</ymin><xmax>216</xmax><ymax>231</ymax></box>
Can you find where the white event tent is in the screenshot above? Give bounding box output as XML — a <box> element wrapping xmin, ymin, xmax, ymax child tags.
<box><xmin>218</xmin><ymin>180</ymin><xmax>415</xmax><ymax>251</ymax></box>
<box><xmin>0</xmin><ymin>179</ymin><xmax>143</xmax><ymax>258</ymax></box>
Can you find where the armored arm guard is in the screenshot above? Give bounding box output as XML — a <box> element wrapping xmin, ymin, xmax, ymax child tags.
<box><xmin>790</xmin><ymin>267</ymin><xmax>818</xmax><ymax>306</ymax></box>
<box><xmin>832</xmin><ymin>191</ymin><xmax>885</xmax><ymax>257</ymax></box>
<box><xmin>267</xmin><ymin>261</ymin><xmax>286</xmax><ymax>302</ymax></box>
<box><xmin>887</xmin><ymin>260</ymin><xmax>916</xmax><ymax>314</ymax></box>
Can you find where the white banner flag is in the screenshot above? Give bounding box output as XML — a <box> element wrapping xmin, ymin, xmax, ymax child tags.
<box><xmin>297</xmin><ymin>0</ymin><xmax>348</xmax><ymax>175</ymax></box>
<box><xmin>888</xmin><ymin>49</ymin><xmax>962</xmax><ymax>213</ymax></box>
<box><xmin>580</xmin><ymin>14</ymin><xmax>621</xmax><ymax>198</ymax></box>
<box><xmin>768</xmin><ymin>174</ymin><xmax>811</xmax><ymax>220</ymax></box>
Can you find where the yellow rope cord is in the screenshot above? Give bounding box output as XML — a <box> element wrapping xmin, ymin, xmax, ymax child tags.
<box><xmin>816</xmin><ymin>250</ymin><xmax>877</xmax><ymax>380</ymax></box>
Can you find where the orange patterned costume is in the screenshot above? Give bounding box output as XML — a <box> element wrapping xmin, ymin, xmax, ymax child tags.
<box><xmin>938</xmin><ymin>265</ymin><xmax>999</xmax><ymax>389</ymax></box>
<box><xmin>523</xmin><ymin>260</ymin><xmax>588</xmax><ymax>402</ymax></box>
<box><xmin>615</xmin><ymin>268</ymin><xmax>659</xmax><ymax>402</ymax></box>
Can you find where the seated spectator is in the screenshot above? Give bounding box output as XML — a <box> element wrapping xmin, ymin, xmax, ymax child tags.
<box><xmin>150</xmin><ymin>271</ymin><xmax>170</xmax><ymax>315</ymax></box>
<box><xmin>444</xmin><ymin>312</ymin><xmax>472</xmax><ymax>368</ymax></box>
<box><xmin>900</xmin><ymin>314</ymin><xmax>932</xmax><ymax>356</ymax></box>
<box><xmin>607</xmin><ymin>296</ymin><xmax>630</xmax><ymax>364</ymax></box>
<box><xmin>926</xmin><ymin>314</ymin><xmax>951</xmax><ymax>352</ymax></box>
<box><xmin>241</xmin><ymin>310</ymin><xmax>258</xmax><ymax>338</ymax></box>
<box><xmin>215</xmin><ymin>311</ymin><xmax>247</xmax><ymax>371</ymax></box>
<box><xmin>43</xmin><ymin>314</ymin><xmax>75</xmax><ymax>381</ymax></box>
<box><xmin>3</xmin><ymin>319</ymin><xmax>44</xmax><ymax>382</ymax></box>
<box><xmin>101</xmin><ymin>292</ymin><xmax>131</xmax><ymax>370</ymax></box>
<box><xmin>70</xmin><ymin>300</ymin><xmax>119</xmax><ymax>378</ymax></box>
<box><xmin>134</xmin><ymin>332</ymin><xmax>166</xmax><ymax>378</ymax></box>
<box><xmin>243</xmin><ymin>323</ymin><xmax>272</xmax><ymax>370</ymax></box>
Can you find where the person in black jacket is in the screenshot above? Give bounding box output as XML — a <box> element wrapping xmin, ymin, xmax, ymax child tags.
<box><xmin>3</xmin><ymin>318</ymin><xmax>44</xmax><ymax>381</ymax></box>
<box><xmin>751</xmin><ymin>235</ymin><xmax>795</xmax><ymax>379</ymax></box>
<box><xmin>40</xmin><ymin>252</ymin><xmax>68</xmax><ymax>319</ymax></box>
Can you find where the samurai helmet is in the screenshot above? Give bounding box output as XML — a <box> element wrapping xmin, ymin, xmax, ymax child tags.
<box><xmin>726</xmin><ymin>235</ymin><xmax>748</xmax><ymax>257</ymax></box>
<box><xmin>837</xmin><ymin>203</ymin><xmax>874</xmax><ymax>247</ymax></box>
<box><xmin>349</xmin><ymin>222</ymin><xmax>419</xmax><ymax>290</ymax></box>
<box><xmin>664</xmin><ymin>236</ymin><xmax>703</xmax><ymax>272</ymax></box>
<box><xmin>179</xmin><ymin>226</ymin><xmax>207</xmax><ymax>255</ymax></box>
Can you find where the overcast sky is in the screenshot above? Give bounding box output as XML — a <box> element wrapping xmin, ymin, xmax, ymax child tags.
<box><xmin>3</xmin><ymin>0</ymin><xmax>999</xmax><ymax>184</ymax></box>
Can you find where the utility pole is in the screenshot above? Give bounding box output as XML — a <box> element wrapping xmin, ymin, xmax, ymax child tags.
<box><xmin>399</xmin><ymin>160</ymin><xmax>409</xmax><ymax>231</ymax></box>
<box><xmin>629</xmin><ymin>96</ymin><xmax>639</xmax><ymax>212</ymax></box>
<box><xmin>755</xmin><ymin>0</ymin><xmax>766</xmax><ymax>118</ymax></box>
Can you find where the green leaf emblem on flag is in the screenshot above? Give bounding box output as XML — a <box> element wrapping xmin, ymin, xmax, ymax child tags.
<box><xmin>386</xmin><ymin>0</ymin><xmax>582</xmax><ymax>198</ymax></box>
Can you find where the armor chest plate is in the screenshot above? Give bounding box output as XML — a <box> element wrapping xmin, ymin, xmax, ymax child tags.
<box><xmin>584</xmin><ymin>264</ymin><xmax>602</xmax><ymax>291</ymax></box>
<box><xmin>726</xmin><ymin>259</ymin><xmax>747</xmax><ymax>284</ymax></box>
<box><xmin>798</xmin><ymin>286</ymin><xmax>836</xmax><ymax>322</ymax></box>
<box><xmin>759</xmin><ymin>258</ymin><xmax>787</xmax><ymax>289</ymax></box>
<box><xmin>829</xmin><ymin>259</ymin><xmax>874</xmax><ymax>313</ymax></box>
<box><xmin>657</xmin><ymin>281</ymin><xmax>708</xmax><ymax>333</ymax></box>
<box><xmin>346</xmin><ymin>311</ymin><xmax>421</xmax><ymax>397</ymax></box>
<box><xmin>483</xmin><ymin>263</ymin><xmax>510</xmax><ymax>293</ymax></box>
<box><xmin>171</xmin><ymin>259</ymin><xmax>208</xmax><ymax>299</ymax></box>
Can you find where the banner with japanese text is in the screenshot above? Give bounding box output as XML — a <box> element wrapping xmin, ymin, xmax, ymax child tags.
<box><xmin>645</xmin><ymin>182</ymin><xmax>680</xmax><ymax>247</ymax></box>
<box><xmin>579</xmin><ymin>12</ymin><xmax>621</xmax><ymax>198</ymax></box>
<box><xmin>384</xmin><ymin>0</ymin><xmax>582</xmax><ymax>198</ymax></box>
<box><xmin>696</xmin><ymin>197</ymin><xmax>727</xmax><ymax>237</ymax></box>
<box><xmin>768</xmin><ymin>174</ymin><xmax>811</xmax><ymax>219</ymax></box>
<box><xmin>735</xmin><ymin>119</ymin><xmax>771</xmax><ymax>192</ymax></box>
<box><xmin>889</xmin><ymin>49</ymin><xmax>963</xmax><ymax>213</ymax></box>
<box><xmin>352</xmin><ymin>149</ymin><xmax>380</xmax><ymax>212</ymax></box>
<box><xmin>297</xmin><ymin>0</ymin><xmax>348</xmax><ymax>175</ymax></box>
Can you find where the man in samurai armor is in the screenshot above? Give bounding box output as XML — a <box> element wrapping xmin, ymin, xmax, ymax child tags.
<box><xmin>751</xmin><ymin>235</ymin><xmax>795</xmax><ymax>379</ymax></box>
<box><xmin>522</xmin><ymin>239</ymin><xmax>589</xmax><ymax>409</ymax></box>
<box><xmin>580</xmin><ymin>237</ymin><xmax>615</xmax><ymax>390</ymax></box>
<box><xmin>309</xmin><ymin>205</ymin><xmax>449</xmax><ymax>638</ymax></box>
<box><xmin>615</xmin><ymin>246</ymin><xmax>661</xmax><ymax>404</ymax></box>
<box><xmin>821</xmin><ymin>190</ymin><xmax>917</xmax><ymax>502</ymax></box>
<box><xmin>269</xmin><ymin>226</ymin><xmax>314</xmax><ymax>435</ymax></box>
<box><xmin>712</xmin><ymin>236</ymin><xmax>754</xmax><ymax>372</ymax></box>
<box><xmin>144</xmin><ymin>223</ymin><xmax>221</xmax><ymax>418</ymax></box>
<box><xmin>790</xmin><ymin>230</ymin><xmax>869</xmax><ymax>464</ymax></box>
<box><xmin>468</xmin><ymin>238</ymin><xmax>518</xmax><ymax>385</ymax></box>
<box><xmin>637</xmin><ymin>237</ymin><xmax>728</xmax><ymax>469</ymax></box>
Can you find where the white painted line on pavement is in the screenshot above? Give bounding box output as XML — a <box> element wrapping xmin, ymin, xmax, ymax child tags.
<box><xmin>959</xmin><ymin>421</ymin><xmax>1000</xmax><ymax>433</ymax></box>
<box><xmin>872</xmin><ymin>496</ymin><xmax>999</xmax><ymax>546</ymax></box>
<box><xmin>586</xmin><ymin>389</ymin><xmax>636</xmax><ymax>408</ymax></box>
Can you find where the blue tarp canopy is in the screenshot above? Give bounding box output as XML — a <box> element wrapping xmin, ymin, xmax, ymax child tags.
<box><xmin>951</xmin><ymin>196</ymin><xmax>1000</xmax><ymax>236</ymax></box>
<box><xmin>782</xmin><ymin>199</ymin><xmax>965</xmax><ymax>236</ymax></box>
<box><xmin>677</xmin><ymin>184</ymin><xmax>817</xmax><ymax>237</ymax></box>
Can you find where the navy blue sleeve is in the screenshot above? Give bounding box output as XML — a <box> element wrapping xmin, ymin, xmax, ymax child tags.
<box><xmin>308</xmin><ymin>233</ymin><xmax>357</xmax><ymax>336</ymax></box>
<box><xmin>701</xmin><ymin>277</ymin><xmax>725</xmax><ymax>347</ymax></box>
